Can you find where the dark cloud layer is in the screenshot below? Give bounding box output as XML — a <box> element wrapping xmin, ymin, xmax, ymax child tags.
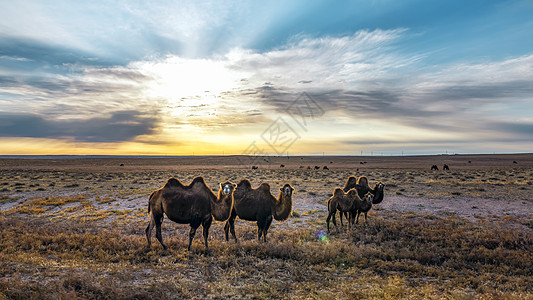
<box><xmin>0</xmin><ymin>111</ymin><xmax>159</xmax><ymax>142</ymax></box>
<box><xmin>0</xmin><ymin>36</ymin><xmax>121</xmax><ymax>68</ymax></box>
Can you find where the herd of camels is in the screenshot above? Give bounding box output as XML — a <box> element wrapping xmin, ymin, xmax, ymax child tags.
<box><xmin>145</xmin><ymin>175</ymin><xmax>384</xmax><ymax>251</ymax></box>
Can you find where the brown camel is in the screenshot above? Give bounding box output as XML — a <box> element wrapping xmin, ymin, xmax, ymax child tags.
<box><xmin>326</xmin><ymin>188</ymin><xmax>360</xmax><ymax>232</ymax></box>
<box><xmin>371</xmin><ymin>182</ymin><xmax>385</xmax><ymax>204</ymax></box>
<box><xmin>224</xmin><ymin>179</ymin><xmax>294</xmax><ymax>243</ymax></box>
<box><xmin>145</xmin><ymin>177</ymin><xmax>235</xmax><ymax>251</ymax></box>
<box><xmin>349</xmin><ymin>192</ymin><xmax>374</xmax><ymax>225</ymax></box>
<box><xmin>340</xmin><ymin>176</ymin><xmax>373</xmax><ymax>225</ymax></box>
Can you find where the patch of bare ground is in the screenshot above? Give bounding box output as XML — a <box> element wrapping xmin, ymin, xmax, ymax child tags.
<box><xmin>1</xmin><ymin>154</ymin><xmax>532</xmax><ymax>299</ymax></box>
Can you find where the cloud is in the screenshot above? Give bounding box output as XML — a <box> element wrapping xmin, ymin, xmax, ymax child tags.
<box><xmin>489</xmin><ymin>121</ymin><xmax>533</xmax><ymax>138</ymax></box>
<box><xmin>0</xmin><ymin>111</ymin><xmax>159</xmax><ymax>142</ymax></box>
<box><xmin>2</xmin><ymin>24</ymin><xmax>533</xmax><ymax>153</ymax></box>
<box><xmin>0</xmin><ymin>36</ymin><xmax>117</xmax><ymax>72</ymax></box>
<box><xmin>220</xmin><ymin>32</ymin><xmax>533</xmax><ymax>142</ymax></box>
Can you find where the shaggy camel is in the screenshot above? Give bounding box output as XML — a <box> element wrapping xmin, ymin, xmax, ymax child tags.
<box><xmin>340</xmin><ymin>176</ymin><xmax>373</xmax><ymax>225</ymax></box>
<box><xmin>146</xmin><ymin>177</ymin><xmax>235</xmax><ymax>251</ymax></box>
<box><xmin>349</xmin><ymin>192</ymin><xmax>374</xmax><ymax>225</ymax></box>
<box><xmin>326</xmin><ymin>188</ymin><xmax>360</xmax><ymax>232</ymax></box>
<box><xmin>224</xmin><ymin>179</ymin><xmax>293</xmax><ymax>243</ymax></box>
<box><xmin>371</xmin><ymin>182</ymin><xmax>385</xmax><ymax>204</ymax></box>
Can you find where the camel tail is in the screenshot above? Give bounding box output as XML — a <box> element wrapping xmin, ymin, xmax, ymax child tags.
<box><xmin>147</xmin><ymin>191</ymin><xmax>156</xmax><ymax>213</ymax></box>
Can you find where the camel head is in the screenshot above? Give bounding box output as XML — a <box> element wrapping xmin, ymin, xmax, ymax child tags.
<box><xmin>363</xmin><ymin>192</ymin><xmax>374</xmax><ymax>204</ymax></box>
<box><xmin>212</xmin><ymin>181</ymin><xmax>236</xmax><ymax>222</ymax></box>
<box><xmin>220</xmin><ymin>181</ymin><xmax>236</xmax><ymax>196</ymax></box>
<box><xmin>273</xmin><ymin>183</ymin><xmax>294</xmax><ymax>221</ymax></box>
<box><xmin>280</xmin><ymin>183</ymin><xmax>294</xmax><ymax>198</ymax></box>
<box><xmin>375</xmin><ymin>182</ymin><xmax>384</xmax><ymax>192</ymax></box>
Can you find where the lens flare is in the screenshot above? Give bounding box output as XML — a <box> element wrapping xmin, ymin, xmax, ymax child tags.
<box><xmin>314</xmin><ymin>229</ymin><xmax>329</xmax><ymax>243</ymax></box>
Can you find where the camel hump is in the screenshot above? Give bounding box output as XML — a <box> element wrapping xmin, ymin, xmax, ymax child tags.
<box><xmin>357</xmin><ymin>176</ymin><xmax>369</xmax><ymax>187</ymax></box>
<box><xmin>258</xmin><ymin>182</ymin><xmax>271</xmax><ymax>191</ymax></box>
<box><xmin>191</xmin><ymin>176</ymin><xmax>206</xmax><ymax>185</ymax></box>
<box><xmin>164</xmin><ymin>177</ymin><xmax>184</xmax><ymax>188</ymax></box>
<box><xmin>237</xmin><ymin>179</ymin><xmax>252</xmax><ymax>189</ymax></box>
<box><xmin>333</xmin><ymin>187</ymin><xmax>343</xmax><ymax>197</ymax></box>
<box><xmin>343</xmin><ymin>176</ymin><xmax>357</xmax><ymax>191</ymax></box>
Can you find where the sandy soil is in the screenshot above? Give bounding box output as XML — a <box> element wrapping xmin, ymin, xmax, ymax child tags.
<box><xmin>1</xmin><ymin>154</ymin><xmax>532</xmax><ymax>236</ymax></box>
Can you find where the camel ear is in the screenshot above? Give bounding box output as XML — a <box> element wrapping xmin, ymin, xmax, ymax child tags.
<box><xmin>280</xmin><ymin>187</ymin><xmax>283</xmax><ymax>191</ymax></box>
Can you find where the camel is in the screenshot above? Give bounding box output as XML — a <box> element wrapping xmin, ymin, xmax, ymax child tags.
<box><xmin>371</xmin><ymin>182</ymin><xmax>385</xmax><ymax>204</ymax></box>
<box><xmin>340</xmin><ymin>176</ymin><xmax>373</xmax><ymax>225</ymax></box>
<box><xmin>326</xmin><ymin>188</ymin><xmax>360</xmax><ymax>232</ymax></box>
<box><xmin>350</xmin><ymin>192</ymin><xmax>374</xmax><ymax>225</ymax></box>
<box><xmin>224</xmin><ymin>179</ymin><xmax>294</xmax><ymax>243</ymax></box>
<box><xmin>145</xmin><ymin>177</ymin><xmax>235</xmax><ymax>251</ymax></box>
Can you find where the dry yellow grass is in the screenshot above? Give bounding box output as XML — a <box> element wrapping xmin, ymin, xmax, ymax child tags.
<box><xmin>0</xmin><ymin>154</ymin><xmax>532</xmax><ymax>299</ymax></box>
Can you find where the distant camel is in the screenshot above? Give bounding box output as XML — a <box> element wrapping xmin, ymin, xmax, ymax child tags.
<box><xmin>443</xmin><ymin>164</ymin><xmax>450</xmax><ymax>170</ymax></box>
<box><xmin>350</xmin><ymin>192</ymin><xmax>374</xmax><ymax>225</ymax></box>
<box><xmin>323</xmin><ymin>166</ymin><xmax>329</xmax><ymax>170</ymax></box>
<box><xmin>280</xmin><ymin>164</ymin><xmax>285</xmax><ymax>168</ymax></box>
<box><xmin>513</xmin><ymin>161</ymin><xmax>518</xmax><ymax>164</ymax></box>
<box><xmin>314</xmin><ymin>166</ymin><xmax>320</xmax><ymax>170</ymax></box>
<box><xmin>146</xmin><ymin>177</ymin><xmax>235</xmax><ymax>251</ymax></box>
<box><xmin>431</xmin><ymin>165</ymin><xmax>439</xmax><ymax>170</ymax></box>
<box><xmin>251</xmin><ymin>166</ymin><xmax>259</xmax><ymax>170</ymax></box>
<box><xmin>341</xmin><ymin>176</ymin><xmax>381</xmax><ymax>225</ymax></box>
<box><xmin>224</xmin><ymin>179</ymin><xmax>293</xmax><ymax>242</ymax></box>
<box><xmin>326</xmin><ymin>188</ymin><xmax>360</xmax><ymax>232</ymax></box>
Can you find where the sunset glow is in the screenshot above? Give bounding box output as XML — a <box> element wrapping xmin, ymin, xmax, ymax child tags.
<box><xmin>1</xmin><ymin>1</ymin><xmax>533</xmax><ymax>155</ymax></box>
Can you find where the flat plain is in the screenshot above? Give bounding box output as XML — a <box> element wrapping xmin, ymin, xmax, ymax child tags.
<box><xmin>1</xmin><ymin>154</ymin><xmax>532</xmax><ymax>299</ymax></box>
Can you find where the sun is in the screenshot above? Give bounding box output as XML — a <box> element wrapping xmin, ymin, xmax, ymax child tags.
<box><xmin>138</xmin><ymin>55</ymin><xmax>244</xmax><ymax>101</ymax></box>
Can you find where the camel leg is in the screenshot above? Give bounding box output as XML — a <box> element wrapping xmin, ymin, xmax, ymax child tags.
<box><xmin>339</xmin><ymin>211</ymin><xmax>344</xmax><ymax>228</ymax></box>
<box><xmin>188</xmin><ymin>223</ymin><xmax>200</xmax><ymax>251</ymax></box>
<box><xmin>364</xmin><ymin>212</ymin><xmax>368</xmax><ymax>223</ymax></box>
<box><xmin>228</xmin><ymin>218</ymin><xmax>238</xmax><ymax>243</ymax></box>
<box><xmin>153</xmin><ymin>214</ymin><xmax>167</xmax><ymax>250</ymax></box>
<box><xmin>349</xmin><ymin>211</ymin><xmax>355</xmax><ymax>229</ymax></box>
<box><xmin>331</xmin><ymin>210</ymin><xmax>338</xmax><ymax>233</ymax></box>
<box><xmin>263</xmin><ymin>215</ymin><xmax>273</xmax><ymax>243</ymax></box>
<box><xmin>326</xmin><ymin>212</ymin><xmax>332</xmax><ymax>233</ymax></box>
<box><xmin>256</xmin><ymin>218</ymin><xmax>265</xmax><ymax>242</ymax></box>
<box><xmin>356</xmin><ymin>211</ymin><xmax>361</xmax><ymax>224</ymax></box>
<box><xmin>224</xmin><ymin>221</ymin><xmax>230</xmax><ymax>241</ymax></box>
<box><xmin>257</xmin><ymin>227</ymin><xmax>263</xmax><ymax>241</ymax></box>
<box><xmin>224</xmin><ymin>212</ymin><xmax>238</xmax><ymax>243</ymax></box>
<box><xmin>202</xmin><ymin>216</ymin><xmax>212</xmax><ymax>250</ymax></box>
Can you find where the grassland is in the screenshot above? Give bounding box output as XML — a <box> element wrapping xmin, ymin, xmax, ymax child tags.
<box><xmin>0</xmin><ymin>154</ymin><xmax>532</xmax><ymax>299</ymax></box>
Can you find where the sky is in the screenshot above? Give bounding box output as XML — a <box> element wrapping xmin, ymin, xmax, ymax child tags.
<box><xmin>1</xmin><ymin>0</ymin><xmax>533</xmax><ymax>156</ymax></box>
